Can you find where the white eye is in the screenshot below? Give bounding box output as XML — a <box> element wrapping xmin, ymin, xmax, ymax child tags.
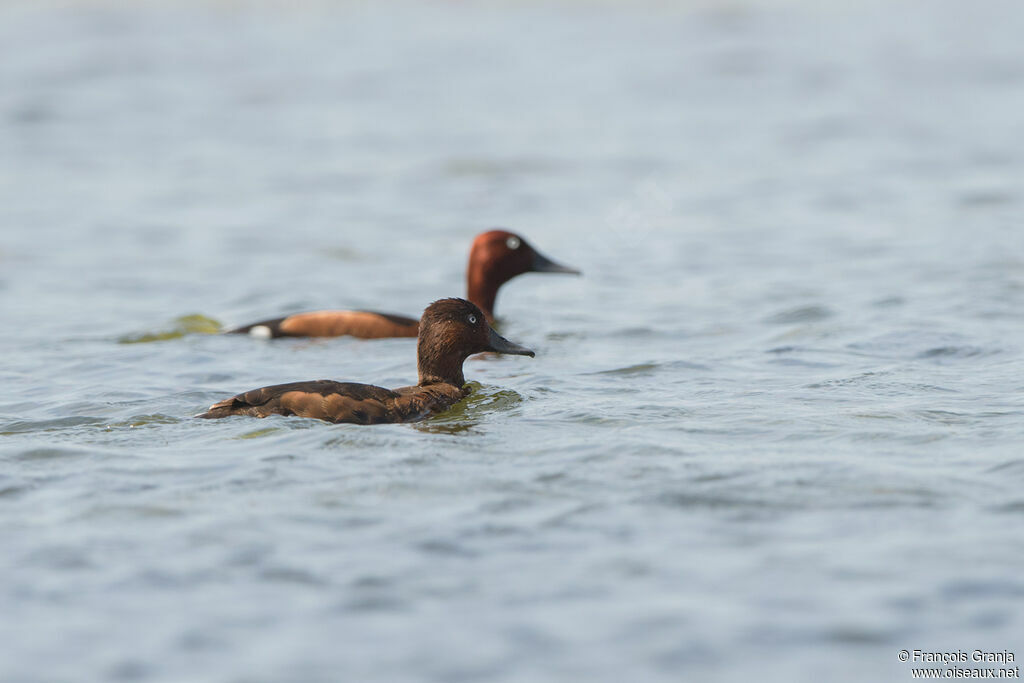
<box><xmin>468</xmin><ymin>314</ymin><xmax>477</xmax><ymax>324</ymax></box>
<box><xmin>506</xmin><ymin>236</ymin><xmax>521</xmax><ymax>250</ymax></box>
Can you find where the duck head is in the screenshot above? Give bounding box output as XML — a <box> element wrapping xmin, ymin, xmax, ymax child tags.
<box><xmin>417</xmin><ymin>297</ymin><xmax>534</xmax><ymax>387</ymax></box>
<box><xmin>466</xmin><ymin>229</ymin><xmax>580</xmax><ymax>321</ymax></box>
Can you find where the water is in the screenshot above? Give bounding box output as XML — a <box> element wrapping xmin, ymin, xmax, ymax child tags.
<box><xmin>2</xmin><ymin>0</ymin><xmax>1024</xmax><ymax>681</ymax></box>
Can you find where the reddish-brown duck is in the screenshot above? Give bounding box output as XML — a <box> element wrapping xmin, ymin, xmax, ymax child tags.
<box><xmin>199</xmin><ymin>298</ymin><xmax>534</xmax><ymax>424</ymax></box>
<box><xmin>225</xmin><ymin>230</ymin><xmax>578</xmax><ymax>338</ymax></box>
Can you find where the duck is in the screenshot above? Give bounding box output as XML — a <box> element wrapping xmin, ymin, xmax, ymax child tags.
<box><xmin>225</xmin><ymin>229</ymin><xmax>579</xmax><ymax>338</ymax></box>
<box><xmin>198</xmin><ymin>298</ymin><xmax>534</xmax><ymax>424</ymax></box>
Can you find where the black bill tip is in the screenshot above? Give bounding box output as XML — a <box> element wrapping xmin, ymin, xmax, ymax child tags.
<box><xmin>487</xmin><ymin>327</ymin><xmax>535</xmax><ymax>357</ymax></box>
<box><xmin>531</xmin><ymin>250</ymin><xmax>581</xmax><ymax>275</ymax></box>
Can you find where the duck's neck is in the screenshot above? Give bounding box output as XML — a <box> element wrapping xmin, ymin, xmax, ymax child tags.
<box><xmin>466</xmin><ymin>264</ymin><xmax>498</xmax><ymax>323</ymax></box>
<box><xmin>417</xmin><ymin>338</ymin><xmax>467</xmax><ymax>387</ymax></box>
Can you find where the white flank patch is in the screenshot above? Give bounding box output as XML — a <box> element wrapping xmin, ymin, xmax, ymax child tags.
<box><xmin>249</xmin><ymin>325</ymin><xmax>272</xmax><ymax>339</ymax></box>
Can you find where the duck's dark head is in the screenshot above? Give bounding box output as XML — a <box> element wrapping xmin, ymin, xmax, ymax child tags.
<box><xmin>417</xmin><ymin>297</ymin><xmax>534</xmax><ymax>387</ymax></box>
<box><xmin>466</xmin><ymin>229</ymin><xmax>580</xmax><ymax>321</ymax></box>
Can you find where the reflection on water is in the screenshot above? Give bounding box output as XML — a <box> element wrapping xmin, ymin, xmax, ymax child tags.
<box><xmin>118</xmin><ymin>314</ymin><xmax>222</xmax><ymax>344</ymax></box>
<box><xmin>413</xmin><ymin>383</ymin><xmax>524</xmax><ymax>434</ymax></box>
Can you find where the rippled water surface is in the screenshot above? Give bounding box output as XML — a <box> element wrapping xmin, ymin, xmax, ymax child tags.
<box><xmin>2</xmin><ymin>1</ymin><xmax>1024</xmax><ymax>681</ymax></box>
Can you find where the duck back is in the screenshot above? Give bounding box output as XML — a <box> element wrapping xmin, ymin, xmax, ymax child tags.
<box><xmin>197</xmin><ymin>379</ymin><xmax>465</xmax><ymax>424</ymax></box>
<box><xmin>226</xmin><ymin>311</ymin><xmax>419</xmax><ymax>338</ymax></box>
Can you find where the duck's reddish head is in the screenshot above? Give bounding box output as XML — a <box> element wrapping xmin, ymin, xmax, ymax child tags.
<box><xmin>417</xmin><ymin>297</ymin><xmax>534</xmax><ymax>387</ymax></box>
<box><xmin>466</xmin><ymin>229</ymin><xmax>580</xmax><ymax>321</ymax></box>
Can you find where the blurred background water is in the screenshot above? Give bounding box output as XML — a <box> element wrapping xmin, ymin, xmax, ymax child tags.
<box><xmin>2</xmin><ymin>0</ymin><xmax>1023</xmax><ymax>681</ymax></box>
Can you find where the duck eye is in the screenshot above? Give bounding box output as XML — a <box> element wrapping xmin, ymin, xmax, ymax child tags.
<box><xmin>467</xmin><ymin>314</ymin><xmax>477</xmax><ymax>324</ymax></box>
<box><xmin>506</xmin><ymin>236</ymin><xmax>521</xmax><ymax>250</ymax></box>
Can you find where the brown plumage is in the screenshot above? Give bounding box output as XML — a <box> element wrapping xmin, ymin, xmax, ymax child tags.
<box><xmin>198</xmin><ymin>298</ymin><xmax>535</xmax><ymax>425</ymax></box>
<box><xmin>230</xmin><ymin>311</ymin><xmax>419</xmax><ymax>339</ymax></box>
<box><xmin>224</xmin><ymin>230</ymin><xmax>579</xmax><ymax>338</ymax></box>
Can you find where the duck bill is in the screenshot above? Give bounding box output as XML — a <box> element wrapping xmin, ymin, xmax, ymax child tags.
<box><xmin>531</xmin><ymin>249</ymin><xmax>581</xmax><ymax>275</ymax></box>
<box><xmin>487</xmin><ymin>327</ymin><xmax>535</xmax><ymax>357</ymax></box>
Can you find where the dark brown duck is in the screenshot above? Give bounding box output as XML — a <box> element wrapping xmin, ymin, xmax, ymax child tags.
<box><xmin>198</xmin><ymin>298</ymin><xmax>534</xmax><ymax>424</ymax></box>
<box><xmin>225</xmin><ymin>229</ymin><xmax>579</xmax><ymax>339</ymax></box>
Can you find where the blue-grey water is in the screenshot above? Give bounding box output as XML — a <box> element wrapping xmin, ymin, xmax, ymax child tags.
<box><xmin>2</xmin><ymin>1</ymin><xmax>1023</xmax><ymax>681</ymax></box>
